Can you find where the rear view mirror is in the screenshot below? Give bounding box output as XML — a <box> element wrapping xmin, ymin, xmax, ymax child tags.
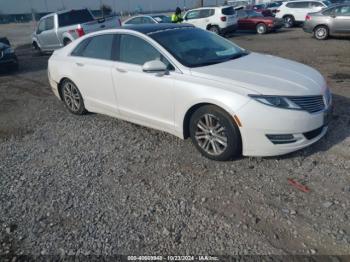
<box><xmin>143</xmin><ymin>60</ymin><xmax>167</xmax><ymax>73</ymax></box>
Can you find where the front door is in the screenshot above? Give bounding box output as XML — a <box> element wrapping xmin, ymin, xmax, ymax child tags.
<box><xmin>111</xmin><ymin>34</ymin><xmax>175</xmax><ymax>132</ymax></box>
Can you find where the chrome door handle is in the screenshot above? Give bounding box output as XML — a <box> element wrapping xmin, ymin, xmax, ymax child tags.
<box><xmin>76</xmin><ymin>62</ymin><xmax>84</xmax><ymax>67</ymax></box>
<box><xmin>115</xmin><ymin>67</ymin><xmax>127</xmax><ymax>73</ymax></box>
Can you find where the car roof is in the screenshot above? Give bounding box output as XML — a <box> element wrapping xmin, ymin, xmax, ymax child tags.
<box><xmin>119</xmin><ymin>23</ymin><xmax>195</xmax><ymax>35</ymax></box>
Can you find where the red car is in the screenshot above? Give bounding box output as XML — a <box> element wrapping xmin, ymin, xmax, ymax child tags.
<box><xmin>237</xmin><ymin>10</ymin><xmax>284</xmax><ymax>34</ymax></box>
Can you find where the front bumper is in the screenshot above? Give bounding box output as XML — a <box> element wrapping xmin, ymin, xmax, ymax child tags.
<box><xmin>236</xmin><ymin>99</ymin><xmax>331</xmax><ymax>157</ymax></box>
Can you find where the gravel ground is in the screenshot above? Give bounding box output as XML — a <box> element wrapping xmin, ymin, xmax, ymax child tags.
<box><xmin>0</xmin><ymin>24</ymin><xmax>350</xmax><ymax>257</ymax></box>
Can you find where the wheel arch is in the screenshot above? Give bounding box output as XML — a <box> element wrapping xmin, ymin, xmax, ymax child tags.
<box><xmin>182</xmin><ymin>102</ymin><xmax>241</xmax><ymax>139</ymax></box>
<box><xmin>282</xmin><ymin>14</ymin><xmax>294</xmax><ymax>18</ymax></box>
<box><xmin>313</xmin><ymin>24</ymin><xmax>329</xmax><ymax>32</ymax></box>
<box><xmin>57</xmin><ymin>77</ymin><xmax>75</xmax><ymax>101</ymax></box>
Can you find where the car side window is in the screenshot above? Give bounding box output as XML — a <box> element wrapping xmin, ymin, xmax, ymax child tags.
<box><xmin>37</xmin><ymin>20</ymin><xmax>46</xmax><ymax>33</ymax></box>
<box><xmin>142</xmin><ymin>17</ymin><xmax>156</xmax><ymax>24</ymax></box>
<box><xmin>335</xmin><ymin>5</ymin><xmax>350</xmax><ymax>15</ymax></box>
<box><xmin>126</xmin><ymin>17</ymin><xmax>143</xmax><ymax>24</ymax></box>
<box><xmin>186</xmin><ymin>10</ymin><xmax>201</xmax><ymax>20</ymax></box>
<box><xmin>199</xmin><ymin>9</ymin><xmax>213</xmax><ymax>18</ymax></box>
<box><xmin>72</xmin><ymin>34</ymin><xmax>114</xmax><ymax>60</ymax></box>
<box><xmin>310</xmin><ymin>2</ymin><xmax>324</xmax><ymax>7</ymax></box>
<box><xmin>45</xmin><ymin>16</ymin><xmax>54</xmax><ymax>30</ymax></box>
<box><xmin>119</xmin><ymin>34</ymin><xmax>174</xmax><ymax>70</ymax></box>
<box><xmin>286</xmin><ymin>2</ymin><xmax>308</xmax><ymax>8</ymax></box>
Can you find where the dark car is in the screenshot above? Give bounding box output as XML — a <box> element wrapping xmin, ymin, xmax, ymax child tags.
<box><xmin>303</xmin><ymin>4</ymin><xmax>350</xmax><ymax>39</ymax></box>
<box><xmin>0</xmin><ymin>40</ymin><xmax>18</xmax><ymax>71</ymax></box>
<box><xmin>237</xmin><ymin>10</ymin><xmax>284</xmax><ymax>34</ymax></box>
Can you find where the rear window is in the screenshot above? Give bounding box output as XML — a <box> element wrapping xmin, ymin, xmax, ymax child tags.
<box><xmin>222</xmin><ymin>7</ymin><xmax>236</xmax><ymax>15</ymax></box>
<box><xmin>58</xmin><ymin>9</ymin><xmax>94</xmax><ymax>27</ymax></box>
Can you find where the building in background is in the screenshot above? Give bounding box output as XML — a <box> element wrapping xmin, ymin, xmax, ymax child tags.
<box><xmin>0</xmin><ymin>0</ymin><xmax>227</xmax><ymax>23</ymax></box>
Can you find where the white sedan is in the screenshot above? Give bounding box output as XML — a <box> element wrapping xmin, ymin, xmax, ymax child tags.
<box><xmin>48</xmin><ymin>24</ymin><xmax>332</xmax><ymax>161</ymax></box>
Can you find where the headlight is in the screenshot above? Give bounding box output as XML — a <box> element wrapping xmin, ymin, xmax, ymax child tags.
<box><xmin>3</xmin><ymin>48</ymin><xmax>14</xmax><ymax>54</ymax></box>
<box><xmin>249</xmin><ymin>95</ymin><xmax>301</xmax><ymax>110</ymax></box>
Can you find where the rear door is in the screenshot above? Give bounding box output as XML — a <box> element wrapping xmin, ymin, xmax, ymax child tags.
<box><xmin>70</xmin><ymin>34</ymin><xmax>118</xmax><ymax>115</ymax></box>
<box><xmin>332</xmin><ymin>5</ymin><xmax>350</xmax><ymax>33</ymax></box>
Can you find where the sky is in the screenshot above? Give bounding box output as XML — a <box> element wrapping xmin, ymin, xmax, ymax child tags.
<box><xmin>0</xmin><ymin>0</ymin><xmax>227</xmax><ymax>14</ymax></box>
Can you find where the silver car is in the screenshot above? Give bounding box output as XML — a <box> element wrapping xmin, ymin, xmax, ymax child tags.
<box><xmin>303</xmin><ymin>4</ymin><xmax>350</xmax><ymax>40</ymax></box>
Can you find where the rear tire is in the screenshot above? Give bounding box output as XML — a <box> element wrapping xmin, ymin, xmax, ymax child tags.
<box><xmin>256</xmin><ymin>23</ymin><xmax>267</xmax><ymax>34</ymax></box>
<box><xmin>283</xmin><ymin>15</ymin><xmax>294</xmax><ymax>28</ymax></box>
<box><xmin>60</xmin><ymin>79</ymin><xmax>87</xmax><ymax>115</ymax></box>
<box><xmin>189</xmin><ymin>105</ymin><xmax>242</xmax><ymax>161</ymax></box>
<box><xmin>208</xmin><ymin>25</ymin><xmax>220</xmax><ymax>35</ymax></box>
<box><xmin>313</xmin><ymin>25</ymin><xmax>329</xmax><ymax>40</ymax></box>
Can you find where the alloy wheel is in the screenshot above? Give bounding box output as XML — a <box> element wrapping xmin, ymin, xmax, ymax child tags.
<box><xmin>194</xmin><ymin>114</ymin><xmax>228</xmax><ymax>156</ymax></box>
<box><xmin>63</xmin><ymin>82</ymin><xmax>81</xmax><ymax>112</ymax></box>
<box><xmin>257</xmin><ymin>24</ymin><xmax>267</xmax><ymax>34</ymax></box>
<box><xmin>284</xmin><ymin>17</ymin><xmax>293</xmax><ymax>28</ymax></box>
<box><xmin>315</xmin><ymin>27</ymin><xmax>327</xmax><ymax>40</ymax></box>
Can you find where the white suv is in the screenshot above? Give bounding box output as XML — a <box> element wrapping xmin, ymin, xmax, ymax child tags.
<box><xmin>183</xmin><ymin>6</ymin><xmax>238</xmax><ymax>35</ymax></box>
<box><xmin>276</xmin><ymin>0</ymin><xmax>329</xmax><ymax>27</ymax></box>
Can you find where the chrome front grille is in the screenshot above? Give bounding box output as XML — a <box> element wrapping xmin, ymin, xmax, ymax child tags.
<box><xmin>289</xmin><ymin>95</ymin><xmax>325</xmax><ymax>113</ymax></box>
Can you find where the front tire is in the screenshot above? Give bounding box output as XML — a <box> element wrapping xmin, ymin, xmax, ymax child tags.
<box><xmin>314</xmin><ymin>25</ymin><xmax>329</xmax><ymax>40</ymax></box>
<box><xmin>189</xmin><ymin>105</ymin><xmax>241</xmax><ymax>161</ymax></box>
<box><xmin>61</xmin><ymin>79</ymin><xmax>87</xmax><ymax>115</ymax></box>
<box><xmin>283</xmin><ymin>15</ymin><xmax>294</xmax><ymax>28</ymax></box>
<box><xmin>256</xmin><ymin>23</ymin><xmax>267</xmax><ymax>34</ymax></box>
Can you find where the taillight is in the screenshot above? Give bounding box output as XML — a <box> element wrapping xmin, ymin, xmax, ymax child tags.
<box><xmin>76</xmin><ymin>27</ymin><xmax>85</xmax><ymax>37</ymax></box>
<box><xmin>305</xmin><ymin>15</ymin><xmax>311</xmax><ymax>20</ymax></box>
<box><xmin>220</xmin><ymin>16</ymin><xmax>227</xmax><ymax>22</ymax></box>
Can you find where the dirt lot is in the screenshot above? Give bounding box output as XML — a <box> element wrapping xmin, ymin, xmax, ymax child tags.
<box><xmin>0</xmin><ymin>23</ymin><xmax>350</xmax><ymax>257</ymax></box>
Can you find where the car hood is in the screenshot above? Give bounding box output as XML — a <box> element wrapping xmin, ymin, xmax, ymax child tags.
<box><xmin>190</xmin><ymin>53</ymin><xmax>326</xmax><ymax>96</ymax></box>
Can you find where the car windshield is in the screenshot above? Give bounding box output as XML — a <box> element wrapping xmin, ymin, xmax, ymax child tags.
<box><xmin>323</xmin><ymin>0</ymin><xmax>332</xmax><ymax>5</ymax></box>
<box><xmin>152</xmin><ymin>15</ymin><xmax>172</xmax><ymax>23</ymax></box>
<box><xmin>149</xmin><ymin>28</ymin><xmax>248</xmax><ymax>68</ymax></box>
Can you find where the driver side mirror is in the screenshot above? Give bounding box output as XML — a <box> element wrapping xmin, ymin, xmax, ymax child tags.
<box><xmin>142</xmin><ymin>60</ymin><xmax>168</xmax><ymax>75</ymax></box>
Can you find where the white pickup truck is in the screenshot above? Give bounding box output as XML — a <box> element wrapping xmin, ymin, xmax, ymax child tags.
<box><xmin>32</xmin><ymin>9</ymin><xmax>121</xmax><ymax>52</ymax></box>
